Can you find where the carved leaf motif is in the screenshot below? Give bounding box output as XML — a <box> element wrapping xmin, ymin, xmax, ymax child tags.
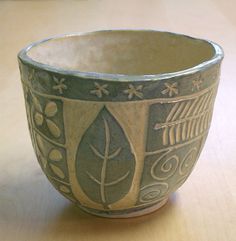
<box><xmin>32</xmin><ymin>96</ymin><xmax>42</xmax><ymax>113</ymax></box>
<box><xmin>35</xmin><ymin>134</ymin><xmax>47</xmax><ymax>169</ymax></box>
<box><xmin>45</xmin><ymin>102</ymin><xmax>58</xmax><ymax>117</ymax></box>
<box><xmin>34</xmin><ymin>112</ymin><xmax>43</xmax><ymax>126</ymax></box>
<box><xmin>35</xmin><ymin>135</ymin><xmax>43</xmax><ymax>152</ymax></box>
<box><xmin>46</xmin><ymin>119</ymin><xmax>61</xmax><ymax>138</ymax></box>
<box><xmin>50</xmin><ymin>164</ymin><xmax>65</xmax><ymax>179</ymax></box>
<box><xmin>76</xmin><ymin>107</ymin><xmax>135</xmax><ymax>209</ymax></box>
<box><xmin>154</xmin><ymin>89</ymin><xmax>215</xmax><ymax>146</ymax></box>
<box><xmin>49</xmin><ymin>149</ymin><xmax>63</xmax><ymax>161</ymax></box>
<box><xmin>59</xmin><ymin>185</ymin><xmax>70</xmax><ymax>193</ymax></box>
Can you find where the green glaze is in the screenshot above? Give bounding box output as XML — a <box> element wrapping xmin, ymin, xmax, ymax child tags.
<box><xmin>18</xmin><ymin>30</ymin><xmax>223</xmax><ymax>218</ymax></box>
<box><xmin>76</xmin><ymin>107</ymin><xmax>136</xmax><ymax>208</ymax></box>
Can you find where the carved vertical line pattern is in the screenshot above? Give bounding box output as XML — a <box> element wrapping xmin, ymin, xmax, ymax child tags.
<box><xmin>202</xmin><ymin>113</ymin><xmax>207</xmax><ymax>130</ymax></box>
<box><xmin>204</xmin><ymin>112</ymin><xmax>210</xmax><ymax>129</ymax></box>
<box><xmin>207</xmin><ymin>87</ymin><xmax>216</xmax><ymax>108</ymax></box>
<box><xmin>182</xmin><ymin>122</ymin><xmax>187</xmax><ymax>141</ymax></box>
<box><xmin>196</xmin><ymin>92</ymin><xmax>209</xmax><ymax>115</ymax></box>
<box><xmin>195</xmin><ymin>116</ymin><xmax>201</xmax><ymax>136</ymax></box>
<box><xmin>185</xmin><ymin>98</ymin><xmax>198</xmax><ymax>117</ymax></box>
<box><xmin>200</xmin><ymin>114</ymin><xmax>205</xmax><ymax>133</ymax></box>
<box><xmin>186</xmin><ymin>120</ymin><xmax>192</xmax><ymax>139</ymax></box>
<box><xmin>166</xmin><ymin>102</ymin><xmax>180</xmax><ymax>122</ymax></box>
<box><xmin>179</xmin><ymin>101</ymin><xmax>192</xmax><ymax>119</ymax></box>
<box><xmin>146</xmin><ymin>130</ymin><xmax>209</xmax><ymax>157</ymax></box>
<box><xmin>201</xmin><ymin>91</ymin><xmax>212</xmax><ymax>112</ymax></box>
<box><xmin>163</xmin><ymin>127</ymin><xmax>169</xmax><ymax>146</ymax></box>
<box><xmin>171</xmin><ymin>102</ymin><xmax>186</xmax><ymax>121</ymax></box>
<box><xmin>169</xmin><ymin>125</ymin><xmax>176</xmax><ymax>145</ymax></box>
<box><xmin>202</xmin><ymin>113</ymin><xmax>207</xmax><ymax>131</ymax></box>
<box><xmin>190</xmin><ymin>119</ymin><xmax>196</xmax><ymax>138</ymax></box>
<box><xmin>159</xmin><ymin>86</ymin><xmax>216</xmax><ymax>147</ymax></box>
<box><xmin>175</xmin><ymin>123</ymin><xmax>181</xmax><ymax>143</ymax></box>
<box><xmin>192</xmin><ymin>95</ymin><xmax>205</xmax><ymax>116</ymax></box>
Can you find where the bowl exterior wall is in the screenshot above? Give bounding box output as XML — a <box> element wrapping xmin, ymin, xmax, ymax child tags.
<box><xmin>19</xmin><ymin>59</ymin><xmax>221</xmax><ymax>217</ymax></box>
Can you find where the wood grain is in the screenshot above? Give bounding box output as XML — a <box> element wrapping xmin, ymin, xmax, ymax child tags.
<box><xmin>0</xmin><ymin>0</ymin><xmax>235</xmax><ymax>240</ymax></box>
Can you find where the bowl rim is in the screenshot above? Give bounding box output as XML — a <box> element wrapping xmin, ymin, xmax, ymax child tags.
<box><xmin>18</xmin><ymin>29</ymin><xmax>224</xmax><ymax>82</ymax></box>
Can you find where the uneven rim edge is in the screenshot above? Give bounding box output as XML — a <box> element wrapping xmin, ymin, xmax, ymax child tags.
<box><xmin>17</xmin><ymin>29</ymin><xmax>224</xmax><ymax>82</ymax></box>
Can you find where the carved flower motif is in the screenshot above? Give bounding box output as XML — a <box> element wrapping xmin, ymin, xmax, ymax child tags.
<box><xmin>123</xmin><ymin>84</ymin><xmax>143</xmax><ymax>99</ymax></box>
<box><xmin>35</xmin><ymin>134</ymin><xmax>65</xmax><ymax>180</ymax></box>
<box><xmin>161</xmin><ymin>82</ymin><xmax>178</xmax><ymax>97</ymax></box>
<box><xmin>53</xmin><ymin>76</ymin><xmax>67</xmax><ymax>94</ymax></box>
<box><xmin>192</xmin><ymin>78</ymin><xmax>203</xmax><ymax>91</ymax></box>
<box><xmin>90</xmin><ymin>82</ymin><xmax>109</xmax><ymax>98</ymax></box>
<box><xmin>33</xmin><ymin>96</ymin><xmax>61</xmax><ymax>138</ymax></box>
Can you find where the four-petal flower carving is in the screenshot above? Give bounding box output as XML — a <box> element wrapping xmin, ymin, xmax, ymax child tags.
<box><xmin>192</xmin><ymin>78</ymin><xmax>203</xmax><ymax>91</ymax></box>
<box><xmin>53</xmin><ymin>77</ymin><xmax>67</xmax><ymax>94</ymax></box>
<box><xmin>123</xmin><ymin>84</ymin><xmax>143</xmax><ymax>100</ymax></box>
<box><xmin>33</xmin><ymin>96</ymin><xmax>61</xmax><ymax>138</ymax></box>
<box><xmin>161</xmin><ymin>82</ymin><xmax>178</xmax><ymax>97</ymax></box>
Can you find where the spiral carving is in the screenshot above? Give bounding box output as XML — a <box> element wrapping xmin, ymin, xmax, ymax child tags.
<box><xmin>139</xmin><ymin>182</ymin><xmax>169</xmax><ymax>203</ymax></box>
<box><xmin>179</xmin><ymin>148</ymin><xmax>197</xmax><ymax>176</ymax></box>
<box><xmin>151</xmin><ymin>153</ymin><xmax>179</xmax><ymax>180</ymax></box>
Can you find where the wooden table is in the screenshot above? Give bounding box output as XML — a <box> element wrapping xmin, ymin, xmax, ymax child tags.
<box><xmin>0</xmin><ymin>1</ymin><xmax>235</xmax><ymax>240</ymax></box>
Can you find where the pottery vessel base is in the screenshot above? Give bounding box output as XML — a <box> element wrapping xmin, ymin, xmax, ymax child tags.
<box><xmin>79</xmin><ymin>198</ymin><xmax>168</xmax><ymax>218</ymax></box>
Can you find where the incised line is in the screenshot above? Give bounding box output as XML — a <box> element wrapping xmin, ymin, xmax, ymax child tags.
<box><xmin>47</xmin><ymin>174</ymin><xmax>70</xmax><ymax>186</ymax></box>
<box><xmin>100</xmin><ymin>117</ymin><xmax>110</xmax><ymax>207</ymax></box>
<box><xmin>145</xmin><ymin>130</ymin><xmax>208</xmax><ymax>156</ymax></box>
<box><xmin>86</xmin><ymin>171</ymin><xmax>130</xmax><ymax>186</ymax></box>
<box><xmin>154</xmin><ymin>108</ymin><xmax>212</xmax><ymax>129</ymax></box>
<box><xmin>33</xmin><ymin>127</ymin><xmax>65</xmax><ymax>148</ymax></box>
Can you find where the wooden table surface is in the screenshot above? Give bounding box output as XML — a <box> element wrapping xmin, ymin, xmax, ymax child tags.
<box><xmin>0</xmin><ymin>1</ymin><xmax>235</xmax><ymax>240</ymax></box>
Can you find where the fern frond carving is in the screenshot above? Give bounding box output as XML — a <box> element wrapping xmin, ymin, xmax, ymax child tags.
<box><xmin>154</xmin><ymin>88</ymin><xmax>216</xmax><ymax>146</ymax></box>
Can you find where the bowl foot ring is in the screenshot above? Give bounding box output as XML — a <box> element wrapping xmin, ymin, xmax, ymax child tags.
<box><xmin>79</xmin><ymin>198</ymin><xmax>168</xmax><ymax>218</ymax></box>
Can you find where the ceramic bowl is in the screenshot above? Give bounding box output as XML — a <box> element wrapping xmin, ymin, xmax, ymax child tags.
<box><xmin>18</xmin><ymin>30</ymin><xmax>223</xmax><ymax>218</ymax></box>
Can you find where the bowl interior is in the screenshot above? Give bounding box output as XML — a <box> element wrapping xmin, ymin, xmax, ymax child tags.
<box><xmin>27</xmin><ymin>30</ymin><xmax>215</xmax><ymax>75</ymax></box>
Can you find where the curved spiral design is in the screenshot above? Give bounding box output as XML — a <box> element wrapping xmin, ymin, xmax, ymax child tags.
<box><xmin>179</xmin><ymin>147</ymin><xmax>198</xmax><ymax>176</ymax></box>
<box><xmin>139</xmin><ymin>182</ymin><xmax>169</xmax><ymax>203</ymax></box>
<box><xmin>151</xmin><ymin>153</ymin><xmax>179</xmax><ymax>180</ymax></box>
